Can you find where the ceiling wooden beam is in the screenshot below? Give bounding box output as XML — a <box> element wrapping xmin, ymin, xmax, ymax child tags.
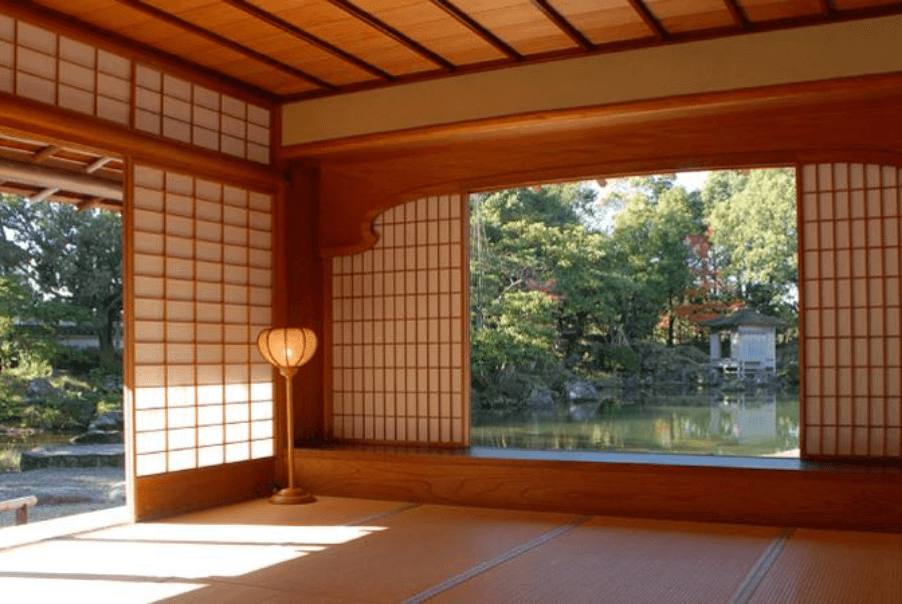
<box><xmin>113</xmin><ymin>0</ymin><xmax>337</xmax><ymax>90</ymax></box>
<box><xmin>284</xmin><ymin>0</ymin><xmax>902</xmax><ymax>104</ymax></box>
<box><xmin>77</xmin><ymin>196</ymin><xmax>107</xmax><ymax>212</ymax></box>
<box><xmin>86</xmin><ymin>157</ymin><xmax>115</xmax><ymax>174</ymax></box>
<box><xmin>429</xmin><ymin>0</ymin><xmax>523</xmax><ymax>61</ymax></box>
<box><xmin>31</xmin><ymin>145</ymin><xmax>61</xmax><ymax>164</ymax></box>
<box><xmin>722</xmin><ymin>0</ymin><xmax>751</xmax><ymax>30</ymax></box>
<box><xmin>324</xmin><ymin>0</ymin><xmax>456</xmax><ymax>71</ymax></box>
<box><xmin>30</xmin><ymin>187</ymin><xmax>59</xmax><ymax>203</ymax></box>
<box><xmin>626</xmin><ymin>0</ymin><xmax>671</xmax><ymax>41</ymax></box>
<box><xmin>530</xmin><ymin>0</ymin><xmax>594</xmax><ymax>50</ymax></box>
<box><xmin>0</xmin><ymin>157</ymin><xmax>121</xmax><ymax>200</ymax></box>
<box><xmin>221</xmin><ymin>0</ymin><xmax>395</xmax><ymax>82</ymax></box>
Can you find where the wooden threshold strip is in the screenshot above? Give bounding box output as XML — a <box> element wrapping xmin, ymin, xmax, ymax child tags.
<box><xmin>729</xmin><ymin>528</ymin><xmax>794</xmax><ymax>604</ymax></box>
<box><xmin>400</xmin><ymin>515</ymin><xmax>591</xmax><ymax>604</ymax></box>
<box><xmin>293</xmin><ymin>447</ymin><xmax>902</xmax><ymax>531</ymax></box>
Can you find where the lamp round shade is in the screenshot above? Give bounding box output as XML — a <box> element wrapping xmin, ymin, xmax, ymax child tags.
<box><xmin>256</xmin><ymin>327</ymin><xmax>317</xmax><ymax>369</ymax></box>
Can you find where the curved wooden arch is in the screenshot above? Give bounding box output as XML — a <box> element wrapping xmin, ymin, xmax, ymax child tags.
<box><xmin>299</xmin><ymin>72</ymin><xmax>902</xmax><ymax>257</ymax></box>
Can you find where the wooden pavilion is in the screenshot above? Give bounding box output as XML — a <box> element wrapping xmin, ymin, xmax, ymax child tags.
<box><xmin>0</xmin><ymin>0</ymin><xmax>899</xmax><ymax>547</ymax></box>
<box><xmin>703</xmin><ymin>309</ymin><xmax>786</xmax><ymax>378</ymax></box>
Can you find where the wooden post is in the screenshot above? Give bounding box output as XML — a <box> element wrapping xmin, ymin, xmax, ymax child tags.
<box><xmin>1</xmin><ymin>496</ymin><xmax>38</xmax><ymax>525</ymax></box>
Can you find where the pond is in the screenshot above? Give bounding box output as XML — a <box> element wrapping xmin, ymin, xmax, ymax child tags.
<box><xmin>471</xmin><ymin>390</ymin><xmax>799</xmax><ymax>457</ymax></box>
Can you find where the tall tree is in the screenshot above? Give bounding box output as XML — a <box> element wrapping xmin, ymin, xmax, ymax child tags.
<box><xmin>706</xmin><ymin>169</ymin><xmax>797</xmax><ymax>318</ymax></box>
<box><xmin>0</xmin><ymin>196</ymin><xmax>122</xmax><ymax>366</ymax></box>
<box><xmin>608</xmin><ymin>179</ymin><xmax>696</xmax><ymax>345</ymax></box>
<box><xmin>470</xmin><ymin>184</ymin><xmax>626</xmax><ymax>372</ymax></box>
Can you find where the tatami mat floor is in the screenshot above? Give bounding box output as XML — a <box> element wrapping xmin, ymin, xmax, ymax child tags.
<box><xmin>0</xmin><ymin>496</ymin><xmax>900</xmax><ymax>603</ymax></box>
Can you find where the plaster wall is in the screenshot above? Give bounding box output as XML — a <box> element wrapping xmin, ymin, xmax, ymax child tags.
<box><xmin>282</xmin><ymin>15</ymin><xmax>902</xmax><ymax>145</ymax></box>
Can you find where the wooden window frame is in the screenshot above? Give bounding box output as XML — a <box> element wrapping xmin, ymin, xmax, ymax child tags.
<box><xmin>285</xmin><ymin>72</ymin><xmax>902</xmax><ymax>530</ymax></box>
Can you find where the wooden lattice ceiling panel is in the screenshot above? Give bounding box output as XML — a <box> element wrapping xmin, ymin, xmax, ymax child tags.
<box><xmin>448</xmin><ymin>0</ymin><xmax>580</xmax><ymax>55</ymax></box>
<box><xmin>258</xmin><ymin>0</ymin><xmax>443</xmax><ymax>77</ymax></box>
<box><xmin>740</xmin><ymin>0</ymin><xmax>825</xmax><ymax>22</ymax></box>
<box><xmin>645</xmin><ymin>0</ymin><xmax>739</xmax><ymax>34</ymax></box>
<box><xmin>17</xmin><ymin>0</ymin><xmax>902</xmax><ymax>101</ymax></box>
<box><xmin>548</xmin><ymin>0</ymin><xmax>653</xmax><ymax>45</ymax></box>
<box><xmin>349</xmin><ymin>0</ymin><xmax>508</xmax><ymax>65</ymax></box>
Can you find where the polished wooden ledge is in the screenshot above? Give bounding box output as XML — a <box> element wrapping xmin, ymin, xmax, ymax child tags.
<box><xmin>293</xmin><ymin>445</ymin><xmax>902</xmax><ymax>532</ymax></box>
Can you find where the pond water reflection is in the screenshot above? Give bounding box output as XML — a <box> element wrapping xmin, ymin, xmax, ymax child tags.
<box><xmin>471</xmin><ymin>390</ymin><xmax>799</xmax><ymax>457</ymax></box>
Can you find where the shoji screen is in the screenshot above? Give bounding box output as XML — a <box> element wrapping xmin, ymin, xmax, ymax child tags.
<box><xmin>800</xmin><ymin>162</ymin><xmax>902</xmax><ymax>458</ymax></box>
<box><xmin>0</xmin><ymin>16</ymin><xmax>130</xmax><ymax>125</ymax></box>
<box><xmin>130</xmin><ymin>164</ymin><xmax>274</xmax><ymax>476</ymax></box>
<box><xmin>133</xmin><ymin>65</ymin><xmax>271</xmax><ymax>164</ymax></box>
<box><xmin>329</xmin><ymin>196</ymin><xmax>468</xmax><ymax>446</ymax></box>
<box><xmin>0</xmin><ymin>9</ymin><xmax>272</xmax><ymax>164</ymax></box>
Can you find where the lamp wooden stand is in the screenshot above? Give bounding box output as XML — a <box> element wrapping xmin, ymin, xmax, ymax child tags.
<box><xmin>257</xmin><ymin>327</ymin><xmax>317</xmax><ymax>505</ymax></box>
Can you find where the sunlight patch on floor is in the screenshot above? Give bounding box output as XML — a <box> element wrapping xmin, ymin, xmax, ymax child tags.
<box><xmin>0</xmin><ymin>523</ymin><xmax>384</xmax><ymax>580</ymax></box>
<box><xmin>79</xmin><ymin>522</ymin><xmax>387</xmax><ymax>546</ymax></box>
<box><xmin>0</xmin><ymin>576</ymin><xmax>204</xmax><ymax>604</ymax></box>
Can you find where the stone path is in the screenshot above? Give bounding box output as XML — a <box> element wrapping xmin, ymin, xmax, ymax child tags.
<box><xmin>0</xmin><ymin>467</ymin><xmax>124</xmax><ymax>528</ymax></box>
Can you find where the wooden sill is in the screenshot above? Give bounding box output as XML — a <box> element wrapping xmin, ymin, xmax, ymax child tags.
<box><xmin>293</xmin><ymin>445</ymin><xmax>902</xmax><ymax>532</ymax></box>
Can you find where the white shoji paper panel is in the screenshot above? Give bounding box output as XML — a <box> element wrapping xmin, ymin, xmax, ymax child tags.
<box><xmin>330</xmin><ymin>196</ymin><xmax>468</xmax><ymax>445</ymax></box>
<box><xmin>0</xmin><ymin>9</ymin><xmax>272</xmax><ymax>164</ymax></box>
<box><xmin>800</xmin><ymin>163</ymin><xmax>902</xmax><ymax>458</ymax></box>
<box><xmin>0</xmin><ymin>16</ymin><xmax>130</xmax><ymax>125</ymax></box>
<box><xmin>134</xmin><ymin>65</ymin><xmax>271</xmax><ymax>165</ymax></box>
<box><xmin>131</xmin><ymin>165</ymin><xmax>274</xmax><ymax>477</ymax></box>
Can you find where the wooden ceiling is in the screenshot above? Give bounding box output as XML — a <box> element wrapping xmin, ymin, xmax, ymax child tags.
<box><xmin>19</xmin><ymin>0</ymin><xmax>902</xmax><ymax>102</ymax></box>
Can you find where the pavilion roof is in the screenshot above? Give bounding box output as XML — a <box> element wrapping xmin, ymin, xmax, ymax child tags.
<box><xmin>700</xmin><ymin>309</ymin><xmax>787</xmax><ymax>330</ymax></box>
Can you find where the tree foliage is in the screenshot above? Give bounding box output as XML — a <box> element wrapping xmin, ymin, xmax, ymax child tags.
<box><xmin>706</xmin><ymin>168</ymin><xmax>798</xmax><ymax>318</ymax></box>
<box><xmin>0</xmin><ymin>196</ymin><xmax>122</xmax><ymax>367</ymax></box>
<box><xmin>470</xmin><ymin>169</ymin><xmax>799</xmax><ymax>379</ymax></box>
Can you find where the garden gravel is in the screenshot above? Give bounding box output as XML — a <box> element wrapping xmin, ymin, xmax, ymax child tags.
<box><xmin>0</xmin><ymin>467</ymin><xmax>124</xmax><ymax>527</ymax></box>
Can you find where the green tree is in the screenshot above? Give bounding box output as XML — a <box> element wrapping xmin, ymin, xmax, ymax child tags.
<box><xmin>0</xmin><ymin>196</ymin><xmax>122</xmax><ymax>366</ymax></box>
<box><xmin>0</xmin><ymin>275</ymin><xmax>27</xmax><ymax>368</ymax></box>
<box><xmin>470</xmin><ymin>184</ymin><xmax>626</xmax><ymax>372</ymax></box>
<box><xmin>608</xmin><ymin>179</ymin><xmax>696</xmax><ymax>345</ymax></box>
<box><xmin>706</xmin><ymin>169</ymin><xmax>797</xmax><ymax>318</ymax></box>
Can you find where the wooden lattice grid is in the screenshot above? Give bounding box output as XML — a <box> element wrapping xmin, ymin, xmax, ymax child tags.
<box><xmin>800</xmin><ymin>162</ymin><xmax>902</xmax><ymax>458</ymax></box>
<box><xmin>329</xmin><ymin>195</ymin><xmax>468</xmax><ymax>445</ymax></box>
<box><xmin>134</xmin><ymin>65</ymin><xmax>270</xmax><ymax>164</ymax></box>
<box><xmin>130</xmin><ymin>165</ymin><xmax>275</xmax><ymax>476</ymax></box>
<box><xmin>0</xmin><ymin>9</ymin><xmax>271</xmax><ymax>165</ymax></box>
<box><xmin>0</xmin><ymin>16</ymin><xmax>130</xmax><ymax>125</ymax></box>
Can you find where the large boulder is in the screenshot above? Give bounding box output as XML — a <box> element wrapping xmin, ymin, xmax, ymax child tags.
<box><xmin>567</xmin><ymin>380</ymin><xmax>598</xmax><ymax>404</ymax></box>
<box><xmin>567</xmin><ymin>380</ymin><xmax>600</xmax><ymax>421</ymax></box>
<box><xmin>524</xmin><ymin>385</ymin><xmax>556</xmax><ymax>416</ymax></box>
<box><xmin>568</xmin><ymin>402</ymin><xmax>599</xmax><ymax>422</ymax></box>
<box><xmin>25</xmin><ymin>378</ymin><xmax>55</xmax><ymax>401</ymax></box>
<box><xmin>89</xmin><ymin>411</ymin><xmax>124</xmax><ymax>431</ymax></box>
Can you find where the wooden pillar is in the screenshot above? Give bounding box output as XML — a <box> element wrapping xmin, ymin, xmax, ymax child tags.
<box><xmin>283</xmin><ymin>163</ymin><xmax>325</xmax><ymax>445</ymax></box>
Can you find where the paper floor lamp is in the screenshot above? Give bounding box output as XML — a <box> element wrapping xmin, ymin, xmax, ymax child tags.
<box><xmin>256</xmin><ymin>327</ymin><xmax>317</xmax><ymax>504</ymax></box>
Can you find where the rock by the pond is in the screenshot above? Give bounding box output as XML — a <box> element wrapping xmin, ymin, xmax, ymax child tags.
<box><xmin>89</xmin><ymin>411</ymin><xmax>124</xmax><ymax>431</ymax></box>
<box><xmin>567</xmin><ymin>380</ymin><xmax>599</xmax><ymax>403</ymax></box>
<box><xmin>569</xmin><ymin>402</ymin><xmax>600</xmax><ymax>422</ymax></box>
<box><xmin>525</xmin><ymin>385</ymin><xmax>556</xmax><ymax>415</ymax></box>
<box><xmin>20</xmin><ymin>444</ymin><xmax>124</xmax><ymax>471</ymax></box>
